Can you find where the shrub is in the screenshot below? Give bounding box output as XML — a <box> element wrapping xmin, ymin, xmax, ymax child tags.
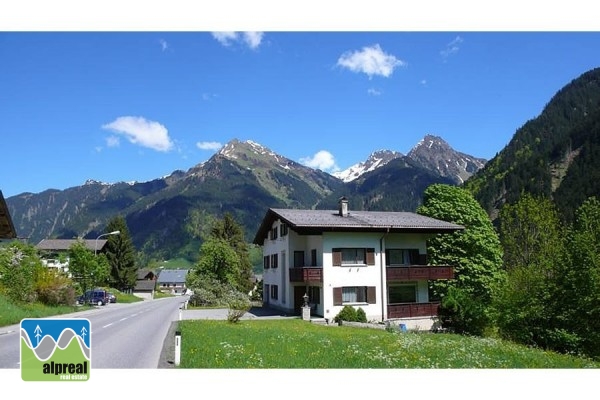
<box><xmin>439</xmin><ymin>286</ymin><xmax>490</xmax><ymax>336</ymax></box>
<box><xmin>226</xmin><ymin>292</ymin><xmax>252</xmax><ymax>323</ymax></box>
<box><xmin>334</xmin><ymin>305</ymin><xmax>358</xmax><ymax>324</ymax></box>
<box><xmin>356</xmin><ymin>307</ymin><xmax>367</xmax><ymax>323</ymax></box>
<box><xmin>35</xmin><ymin>268</ymin><xmax>75</xmax><ymax>306</ymax></box>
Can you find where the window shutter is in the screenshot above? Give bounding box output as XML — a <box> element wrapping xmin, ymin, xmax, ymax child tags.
<box><xmin>367</xmin><ymin>286</ymin><xmax>377</xmax><ymax>304</ymax></box>
<box><xmin>332</xmin><ymin>249</ymin><xmax>342</xmax><ymax>266</ymax></box>
<box><xmin>333</xmin><ymin>287</ymin><xmax>342</xmax><ymax>305</ymax></box>
<box><xmin>366</xmin><ymin>248</ymin><xmax>375</xmax><ymax>265</ymax></box>
<box><xmin>385</xmin><ymin>249</ymin><xmax>390</xmax><ymax>266</ymax></box>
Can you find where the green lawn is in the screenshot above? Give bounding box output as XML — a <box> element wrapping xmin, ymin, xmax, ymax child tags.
<box><xmin>176</xmin><ymin>319</ymin><xmax>600</xmax><ymax>368</ymax></box>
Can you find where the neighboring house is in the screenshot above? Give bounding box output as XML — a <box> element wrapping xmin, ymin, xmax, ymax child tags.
<box><xmin>0</xmin><ymin>190</ymin><xmax>16</xmax><ymax>240</ymax></box>
<box><xmin>156</xmin><ymin>268</ymin><xmax>189</xmax><ymax>295</ymax></box>
<box><xmin>35</xmin><ymin>238</ymin><xmax>109</xmax><ymax>274</ymax></box>
<box><xmin>133</xmin><ymin>269</ymin><xmax>157</xmax><ymax>300</ymax></box>
<box><xmin>252</xmin><ymin>197</ymin><xmax>464</xmax><ymax>331</ymax></box>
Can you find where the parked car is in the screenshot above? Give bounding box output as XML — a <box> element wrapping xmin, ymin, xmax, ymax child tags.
<box><xmin>78</xmin><ymin>289</ymin><xmax>109</xmax><ymax>306</ymax></box>
<box><xmin>107</xmin><ymin>292</ymin><xmax>117</xmax><ymax>303</ymax></box>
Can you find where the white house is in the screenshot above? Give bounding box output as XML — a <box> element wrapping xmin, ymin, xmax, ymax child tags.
<box><xmin>252</xmin><ymin>197</ymin><xmax>464</xmax><ymax>331</ymax></box>
<box><xmin>35</xmin><ymin>238</ymin><xmax>109</xmax><ymax>275</ymax></box>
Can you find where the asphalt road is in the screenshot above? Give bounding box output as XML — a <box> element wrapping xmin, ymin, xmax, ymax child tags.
<box><xmin>0</xmin><ymin>295</ymin><xmax>188</xmax><ymax>369</ymax></box>
<box><xmin>1</xmin><ymin>297</ymin><xmax>293</xmax><ymax>369</ymax></box>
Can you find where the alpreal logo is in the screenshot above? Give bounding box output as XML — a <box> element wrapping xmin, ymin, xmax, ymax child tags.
<box><xmin>20</xmin><ymin>318</ymin><xmax>91</xmax><ymax>381</ymax></box>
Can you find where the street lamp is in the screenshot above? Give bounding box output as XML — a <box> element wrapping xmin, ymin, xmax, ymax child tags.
<box><xmin>95</xmin><ymin>230</ymin><xmax>120</xmax><ymax>255</ymax></box>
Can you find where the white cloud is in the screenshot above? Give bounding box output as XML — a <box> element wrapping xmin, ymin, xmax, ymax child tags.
<box><xmin>159</xmin><ymin>39</ymin><xmax>168</xmax><ymax>51</ymax></box>
<box><xmin>106</xmin><ymin>136</ymin><xmax>120</xmax><ymax>147</ymax></box>
<box><xmin>299</xmin><ymin>150</ymin><xmax>340</xmax><ymax>172</ymax></box>
<box><xmin>337</xmin><ymin>44</ymin><xmax>405</xmax><ymax>78</ymax></box>
<box><xmin>201</xmin><ymin>92</ymin><xmax>218</xmax><ymax>101</ymax></box>
<box><xmin>211</xmin><ymin>31</ymin><xmax>237</xmax><ymax>46</ymax></box>
<box><xmin>102</xmin><ymin>116</ymin><xmax>174</xmax><ymax>152</ymax></box>
<box><xmin>441</xmin><ymin>36</ymin><xmax>463</xmax><ymax>59</ymax></box>
<box><xmin>243</xmin><ymin>32</ymin><xmax>264</xmax><ymax>49</ymax></box>
<box><xmin>367</xmin><ymin>88</ymin><xmax>382</xmax><ymax>96</ymax></box>
<box><xmin>211</xmin><ymin>32</ymin><xmax>264</xmax><ymax>49</ymax></box>
<box><xmin>196</xmin><ymin>141</ymin><xmax>223</xmax><ymax>151</ymax></box>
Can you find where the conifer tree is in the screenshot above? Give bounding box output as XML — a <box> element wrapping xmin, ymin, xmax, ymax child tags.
<box><xmin>104</xmin><ymin>215</ymin><xmax>138</xmax><ymax>291</ymax></box>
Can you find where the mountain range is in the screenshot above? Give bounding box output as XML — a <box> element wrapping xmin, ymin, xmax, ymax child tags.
<box><xmin>5</xmin><ymin>134</ymin><xmax>485</xmax><ymax>260</ymax></box>
<box><xmin>7</xmin><ymin>66</ymin><xmax>600</xmax><ymax>261</ymax></box>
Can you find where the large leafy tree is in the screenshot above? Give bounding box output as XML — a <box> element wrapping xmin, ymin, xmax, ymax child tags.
<box><xmin>69</xmin><ymin>239</ymin><xmax>110</xmax><ymax>294</ymax></box>
<box><xmin>188</xmin><ymin>213</ymin><xmax>254</xmax><ymax>294</ymax></box>
<box><xmin>192</xmin><ymin>238</ymin><xmax>241</xmax><ymax>288</ymax></box>
<box><xmin>209</xmin><ymin>213</ymin><xmax>254</xmax><ymax>293</ymax></box>
<box><xmin>417</xmin><ymin>184</ymin><xmax>505</xmax><ymax>301</ymax></box>
<box><xmin>417</xmin><ymin>184</ymin><xmax>505</xmax><ymax>335</ymax></box>
<box><xmin>495</xmin><ymin>193</ymin><xmax>570</xmax><ymax>351</ymax></box>
<box><xmin>560</xmin><ymin>197</ymin><xmax>600</xmax><ymax>358</ymax></box>
<box><xmin>104</xmin><ymin>215</ymin><xmax>138</xmax><ymax>291</ymax></box>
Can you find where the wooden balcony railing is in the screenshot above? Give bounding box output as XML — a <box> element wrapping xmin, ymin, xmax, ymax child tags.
<box><xmin>386</xmin><ymin>266</ymin><xmax>454</xmax><ymax>281</ymax></box>
<box><xmin>289</xmin><ymin>267</ymin><xmax>323</xmax><ymax>283</ymax></box>
<box><xmin>387</xmin><ymin>302</ymin><xmax>440</xmax><ymax>319</ymax></box>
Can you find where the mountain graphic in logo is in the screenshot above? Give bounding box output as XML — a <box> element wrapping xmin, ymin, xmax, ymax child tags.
<box><xmin>20</xmin><ymin>318</ymin><xmax>91</xmax><ymax>381</ymax></box>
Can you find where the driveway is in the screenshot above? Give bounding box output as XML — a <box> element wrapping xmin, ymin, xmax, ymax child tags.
<box><xmin>179</xmin><ymin>305</ymin><xmax>294</xmax><ymax>321</ymax></box>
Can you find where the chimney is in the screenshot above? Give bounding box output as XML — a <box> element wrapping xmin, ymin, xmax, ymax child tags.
<box><xmin>338</xmin><ymin>196</ymin><xmax>349</xmax><ymax>217</ymax></box>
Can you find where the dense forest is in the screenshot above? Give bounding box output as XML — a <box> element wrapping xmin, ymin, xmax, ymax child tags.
<box><xmin>465</xmin><ymin>67</ymin><xmax>600</xmax><ymax>223</ymax></box>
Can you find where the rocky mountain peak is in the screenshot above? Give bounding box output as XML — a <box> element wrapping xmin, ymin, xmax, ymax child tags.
<box><xmin>407</xmin><ymin>134</ymin><xmax>487</xmax><ymax>184</ymax></box>
<box><xmin>333</xmin><ymin>149</ymin><xmax>403</xmax><ymax>182</ymax></box>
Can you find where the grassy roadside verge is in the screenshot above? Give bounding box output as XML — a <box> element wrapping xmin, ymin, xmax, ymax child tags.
<box><xmin>0</xmin><ymin>291</ymin><xmax>144</xmax><ymax>327</ymax></box>
<box><xmin>176</xmin><ymin>319</ymin><xmax>600</xmax><ymax>368</ymax></box>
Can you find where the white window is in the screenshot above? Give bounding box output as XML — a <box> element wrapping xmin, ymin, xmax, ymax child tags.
<box><xmin>342</xmin><ymin>248</ymin><xmax>365</xmax><ymax>265</ymax></box>
<box><xmin>342</xmin><ymin>286</ymin><xmax>367</xmax><ymax>303</ymax></box>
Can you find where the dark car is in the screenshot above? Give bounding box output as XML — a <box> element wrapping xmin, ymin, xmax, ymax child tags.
<box><xmin>107</xmin><ymin>292</ymin><xmax>117</xmax><ymax>303</ymax></box>
<box><xmin>78</xmin><ymin>289</ymin><xmax>109</xmax><ymax>306</ymax></box>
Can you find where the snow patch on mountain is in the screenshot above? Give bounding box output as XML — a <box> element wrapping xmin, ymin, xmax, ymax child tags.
<box><xmin>333</xmin><ymin>150</ymin><xmax>403</xmax><ymax>182</ymax></box>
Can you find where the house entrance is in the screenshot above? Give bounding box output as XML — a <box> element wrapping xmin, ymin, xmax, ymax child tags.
<box><xmin>293</xmin><ymin>286</ymin><xmax>306</xmax><ymax>315</ymax></box>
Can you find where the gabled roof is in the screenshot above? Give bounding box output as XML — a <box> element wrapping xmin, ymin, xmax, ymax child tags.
<box><xmin>157</xmin><ymin>269</ymin><xmax>189</xmax><ymax>284</ymax></box>
<box><xmin>0</xmin><ymin>190</ymin><xmax>16</xmax><ymax>239</ymax></box>
<box><xmin>134</xmin><ymin>280</ymin><xmax>156</xmax><ymax>292</ymax></box>
<box><xmin>36</xmin><ymin>239</ymin><xmax>108</xmax><ymax>252</ymax></box>
<box><xmin>137</xmin><ymin>268</ymin><xmax>156</xmax><ymax>280</ymax></box>
<box><xmin>253</xmin><ymin>208</ymin><xmax>465</xmax><ymax>244</ymax></box>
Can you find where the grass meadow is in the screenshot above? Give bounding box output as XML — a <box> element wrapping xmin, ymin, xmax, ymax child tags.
<box><xmin>177</xmin><ymin>318</ymin><xmax>600</xmax><ymax>369</ymax></box>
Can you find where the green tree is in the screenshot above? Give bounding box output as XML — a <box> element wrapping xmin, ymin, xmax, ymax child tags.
<box><xmin>104</xmin><ymin>216</ymin><xmax>138</xmax><ymax>291</ymax></box>
<box><xmin>495</xmin><ymin>193</ymin><xmax>570</xmax><ymax>351</ymax></box>
<box><xmin>193</xmin><ymin>237</ymin><xmax>241</xmax><ymax>288</ymax></box>
<box><xmin>417</xmin><ymin>184</ymin><xmax>505</xmax><ymax>335</ymax></box>
<box><xmin>0</xmin><ymin>241</ymin><xmax>43</xmax><ymax>303</ymax></box>
<box><xmin>560</xmin><ymin>197</ymin><xmax>600</xmax><ymax>358</ymax></box>
<box><xmin>417</xmin><ymin>184</ymin><xmax>505</xmax><ymax>302</ymax></box>
<box><xmin>68</xmin><ymin>239</ymin><xmax>110</xmax><ymax>294</ymax></box>
<box><xmin>209</xmin><ymin>213</ymin><xmax>254</xmax><ymax>293</ymax></box>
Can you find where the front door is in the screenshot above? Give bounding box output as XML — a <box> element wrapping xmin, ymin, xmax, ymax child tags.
<box><xmin>293</xmin><ymin>286</ymin><xmax>306</xmax><ymax>315</ymax></box>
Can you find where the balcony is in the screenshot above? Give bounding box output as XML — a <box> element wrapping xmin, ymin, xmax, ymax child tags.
<box><xmin>289</xmin><ymin>267</ymin><xmax>323</xmax><ymax>283</ymax></box>
<box><xmin>386</xmin><ymin>266</ymin><xmax>454</xmax><ymax>281</ymax></box>
<box><xmin>388</xmin><ymin>302</ymin><xmax>440</xmax><ymax>319</ymax></box>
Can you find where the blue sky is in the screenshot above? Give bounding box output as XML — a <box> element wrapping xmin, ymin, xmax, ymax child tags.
<box><xmin>2</xmin><ymin>9</ymin><xmax>600</xmax><ymax>199</ymax></box>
